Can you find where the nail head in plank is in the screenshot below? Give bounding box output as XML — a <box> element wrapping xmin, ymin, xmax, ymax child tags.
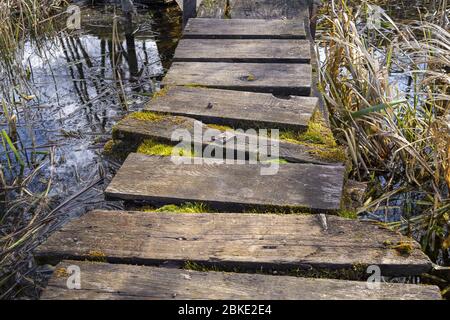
<box><xmin>40</xmin><ymin>260</ymin><xmax>440</xmax><ymax>300</ymax></box>
<box><xmin>173</xmin><ymin>39</ymin><xmax>311</xmax><ymax>63</ymax></box>
<box><xmin>183</xmin><ymin>18</ymin><xmax>306</xmax><ymax>39</ymax></box>
<box><xmin>162</xmin><ymin>62</ymin><xmax>312</xmax><ymax>96</ymax></box>
<box><xmin>35</xmin><ymin>211</ymin><xmax>433</xmax><ymax>277</ymax></box>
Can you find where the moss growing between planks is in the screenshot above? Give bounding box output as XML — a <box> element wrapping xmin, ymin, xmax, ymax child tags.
<box><xmin>137</xmin><ymin>139</ymin><xmax>193</xmax><ymax>157</ymax></box>
<box><xmin>206</xmin><ymin>123</ymin><xmax>234</xmax><ymax>131</ymax></box>
<box><xmin>338</xmin><ymin>209</ymin><xmax>358</xmax><ymax>220</ymax></box>
<box><xmin>152</xmin><ymin>86</ymin><xmax>170</xmax><ymax>100</ymax></box>
<box><xmin>102</xmin><ymin>139</ymin><xmax>133</xmax><ymax>161</ymax></box>
<box><xmin>143</xmin><ymin>202</ymin><xmax>212</xmax><ymax>214</ymax></box>
<box><xmin>279</xmin><ymin>110</ymin><xmax>347</xmax><ymax>162</ymax></box>
<box><xmin>182</xmin><ymin>261</ymin><xmax>369</xmax><ymax>281</ymax></box>
<box><xmin>126</xmin><ymin>111</ymin><xmax>165</xmax><ymax>122</ymax></box>
<box><xmin>88</xmin><ymin>250</ymin><xmax>107</xmax><ymax>262</ymax></box>
<box><xmin>387</xmin><ymin>241</ymin><xmax>414</xmax><ymax>256</ymax></box>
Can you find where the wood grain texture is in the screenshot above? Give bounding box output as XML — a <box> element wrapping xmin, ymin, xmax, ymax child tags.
<box><xmin>35</xmin><ymin>211</ymin><xmax>433</xmax><ymax>277</ymax></box>
<box><xmin>183</xmin><ymin>18</ymin><xmax>306</xmax><ymax>39</ymax></box>
<box><xmin>113</xmin><ymin>116</ymin><xmax>343</xmax><ymax>165</ymax></box>
<box><xmin>163</xmin><ymin>62</ymin><xmax>311</xmax><ymax>95</ymax></box>
<box><xmin>145</xmin><ymin>86</ymin><xmax>316</xmax><ymax>132</ymax></box>
<box><xmin>173</xmin><ymin>39</ymin><xmax>311</xmax><ymax>63</ymax></box>
<box><xmin>228</xmin><ymin>0</ymin><xmax>310</xmax><ymax>19</ymax></box>
<box><xmin>40</xmin><ymin>260</ymin><xmax>441</xmax><ymax>300</ymax></box>
<box><xmin>104</xmin><ymin>153</ymin><xmax>345</xmax><ymax>212</ymax></box>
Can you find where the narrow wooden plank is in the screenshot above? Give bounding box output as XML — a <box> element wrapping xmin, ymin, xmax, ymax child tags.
<box><xmin>228</xmin><ymin>0</ymin><xmax>310</xmax><ymax>20</ymax></box>
<box><xmin>173</xmin><ymin>39</ymin><xmax>311</xmax><ymax>63</ymax></box>
<box><xmin>104</xmin><ymin>153</ymin><xmax>345</xmax><ymax>212</ymax></box>
<box><xmin>145</xmin><ymin>87</ymin><xmax>316</xmax><ymax>132</ymax></box>
<box><xmin>183</xmin><ymin>18</ymin><xmax>306</xmax><ymax>39</ymax></box>
<box><xmin>41</xmin><ymin>261</ymin><xmax>441</xmax><ymax>300</ymax></box>
<box><xmin>113</xmin><ymin>116</ymin><xmax>343</xmax><ymax>165</ymax></box>
<box><xmin>35</xmin><ymin>211</ymin><xmax>433</xmax><ymax>277</ymax></box>
<box><xmin>162</xmin><ymin>62</ymin><xmax>311</xmax><ymax>96</ymax></box>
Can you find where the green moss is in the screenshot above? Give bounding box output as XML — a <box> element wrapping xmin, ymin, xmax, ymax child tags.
<box><xmin>206</xmin><ymin>123</ymin><xmax>233</xmax><ymax>131</ymax></box>
<box><xmin>338</xmin><ymin>209</ymin><xmax>358</xmax><ymax>219</ymax></box>
<box><xmin>102</xmin><ymin>139</ymin><xmax>133</xmax><ymax>161</ymax></box>
<box><xmin>390</xmin><ymin>241</ymin><xmax>414</xmax><ymax>256</ymax></box>
<box><xmin>152</xmin><ymin>86</ymin><xmax>170</xmax><ymax>100</ymax></box>
<box><xmin>103</xmin><ymin>140</ymin><xmax>115</xmax><ymax>154</ymax></box>
<box><xmin>243</xmin><ymin>205</ymin><xmax>312</xmax><ymax>215</ymax></box>
<box><xmin>246</xmin><ymin>73</ymin><xmax>256</xmax><ymax>81</ymax></box>
<box><xmin>137</xmin><ymin>139</ymin><xmax>193</xmax><ymax>157</ymax></box>
<box><xmin>148</xmin><ymin>202</ymin><xmax>211</xmax><ymax>214</ymax></box>
<box><xmin>184</xmin><ymin>83</ymin><xmax>206</xmax><ymax>88</ymax></box>
<box><xmin>126</xmin><ymin>111</ymin><xmax>165</xmax><ymax>122</ymax></box>
<box><xmin>260</xmin><ymin>158</ymin><xmax>289</xmax><ymax>164</ymax></box>
<box><xmin>308</xmin><ymin>145</ymin><xmax>347</xmax><ymax>162</ymax></box>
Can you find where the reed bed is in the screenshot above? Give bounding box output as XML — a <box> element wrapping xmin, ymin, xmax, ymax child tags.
<box><xmin>317</xmin><ymin>0</ymin><xmax>449</xmax><ymax>292</ymax></box>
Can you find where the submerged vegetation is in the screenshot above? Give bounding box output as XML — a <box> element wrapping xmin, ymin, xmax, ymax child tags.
<box><xmin>317</xmin><ymin>0</ymin><xmax>449</xmax><ymax>284</ymax></box>
<box><xmin>0</xmin><ymin>1</ymin><xmax>182</xmax><ymax>298</ymax></box>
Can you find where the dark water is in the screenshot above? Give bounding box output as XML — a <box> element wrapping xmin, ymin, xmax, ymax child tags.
<box><xmin>0</xmin><ymin>4</ymin><xmax>182</xmax><ymax>214</ymax></box>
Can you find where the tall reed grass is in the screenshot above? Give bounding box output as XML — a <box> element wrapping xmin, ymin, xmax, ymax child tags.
<box><xmin>317</xmin><ymin>0</ymin><xmax>449</xmax><ymax>278</ymax></box>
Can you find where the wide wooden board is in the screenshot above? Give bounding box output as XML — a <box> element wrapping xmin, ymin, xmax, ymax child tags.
<box><xmin>145</xmin><ymin>86</ymin><xmax>316</xmax><ymax>132</ymax></box>
<box><xmin>113</xmin><ymin>116</ymin><xmax>342</xmax><ymax>165</ymax></box>
<box><xmin>104</xmin><ymin>153</ymin><xmax>345</xmax><ymax>212</ymax></box>
<box><xmin>40</xmin><ymin>260</ymin><xmax>440</xmax><ymax>300</ymax></box>
<box><xmin>163</xmin><ymin>62</ymin><xmax>311</xmax><ymax>95</ymax></box>
<box><xmin>183</xmin><ymin>18</ymin><xmax>306</xmax><ymax>39</ymax></box>
<box><xmin>173</xmin><ymin>39</ymin><xmax>311</xmax><ymax>63</ymax></box>
<box><xmin>35</xmin><ymin>211</ymin><xmax>432</xmax><ymax>277</ymax></box>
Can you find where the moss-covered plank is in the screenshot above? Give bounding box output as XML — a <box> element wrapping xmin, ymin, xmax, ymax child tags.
<box><xmin>112</xmin><ymin>115</ymin><xmax>344</xmax><ymax>165</ymax></box>
<box><xmin>35</xmin><ymin>211</ymin><xmax>433</xmax><ymax>277</ymax></box>
<box><xmin>183</xmin><ymin>18</ymin><xmax>306</xmax><ymax>39</ymax></box>
<box><xmin>40</xmin><ymin>260</ymin><xmax>440</xmax><ymax>300</ymax></box>
<box><xmin>162</xmin><ymin>62</ymin><xmax>311</xmax><ymax>96</ymax></box>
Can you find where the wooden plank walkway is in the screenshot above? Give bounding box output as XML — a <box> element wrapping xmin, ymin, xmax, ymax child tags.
<box><xmin>173</xmin><ymin>39</ymin><xmax>311</xmax><ymax>63</ymax></box>
<box><xmin>35</xmin><ymin>0</ymin><xmax>442</xmax><ymax>300</ymax></box>
<box><xmin>145</xmin><ymin>86</ymin><xmax>317</xmax><ymax>131</ymax></box>
<box><xmin>183</xmin><ymin>18</ymin><xmax>307</xmax><ymax>39</ymax></box>
<box><xmin>41</xmin><ymin>261</ymin><xmax>440</xmax><ymax>300</ymax></box>
<box><xmin>113</xmin><ymin>116</ymin><xmax>343</xmax><ymax>165</ymax></box>
<box><xmin>36</xmin><ymin>211</ymin><xmax>432</xmax><ymax>276</ymax></box>
<box><xmin>105</xmin><ymin>153</ymin><xmax>345</xmax><ymax>212</ymax></box>
<box><xmin>163</xmin><ymin>62</ymin><xmax>312</xmax><ymax>95</ymax></box>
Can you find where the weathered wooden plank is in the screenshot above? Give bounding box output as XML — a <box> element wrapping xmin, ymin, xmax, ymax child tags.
<box><xmin>163</xmin><ymin>62</ymin><xmax>311</xmax><ymax>95</ymax></box>
<box><xmin>113</xmin><ymin>116</ymin><xmax>343</xmax><ymax>165</ymax></box>
<box><xmin>173</xmin><ymin>39</ymin><xmax>311</xmax><ymax>63</ymax></box>
<box><xmin>228</xmin><ymin>0</ymin><xmax>310</xmax><ymax>19</ymax></box>
<box><xmin>35</xmin><ymin>211</ymin><xmax>433</xmax><ymax>277</ymax></box>
<box><xmin>145</xmin><ymin>86</ymin><xmax>316</xmax><ymax>132</ymax></box>
<box><xmin>103</xmin><ymin>153</ymin><xmax>345</xmax><ymax>211</ymax></box>
<box><xmin>183</xmin><ymin>18</ymin><xmax>306</xmax><ymax>39</ymax></box>
<box><xmin>41</xmin><ymin>260</ymin><xmax>441</xmax><ymax>300</ymax></box>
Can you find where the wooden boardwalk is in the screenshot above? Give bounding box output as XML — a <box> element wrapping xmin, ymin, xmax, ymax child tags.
<box><xmin>35</xmin><ymin>0</ymin><xmax>441</xmax><ymax>299</ymax></box>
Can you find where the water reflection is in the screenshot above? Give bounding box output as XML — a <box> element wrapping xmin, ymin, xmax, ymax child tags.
<box><xmin>1</xmin><ymin>4</ymin><xmax>181</xmax><ymax>205</ymax></box>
